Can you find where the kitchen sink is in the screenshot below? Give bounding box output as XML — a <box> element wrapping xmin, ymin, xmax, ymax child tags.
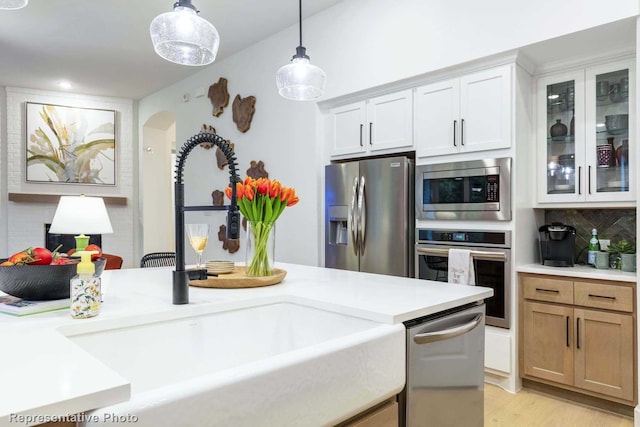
<box><xmin>61</xmin><ymin>301</ymin><xmax>405</xmax><ymax>426</ymax></box>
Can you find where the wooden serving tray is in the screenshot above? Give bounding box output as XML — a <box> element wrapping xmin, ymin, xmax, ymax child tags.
<box><xmin>189</xmin><ymin>266</ymin><xmax>286</xmax><ymax>289</ymax></box>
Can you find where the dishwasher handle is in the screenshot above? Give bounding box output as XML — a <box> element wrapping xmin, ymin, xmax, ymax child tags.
<box><xmin>413</xmin><ymin>313</ymin><xmax>483</xmax><ymax>344</ymax></box>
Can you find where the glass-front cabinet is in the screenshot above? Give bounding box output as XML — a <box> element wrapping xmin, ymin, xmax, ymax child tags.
<box><xmin>537</xmin><ymin>59</ymin><xmax>635</xmax><ymax>204</ymax></box>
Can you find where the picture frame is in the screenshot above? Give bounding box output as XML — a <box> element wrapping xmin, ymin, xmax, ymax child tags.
<box><xmin>25</xmin><ymin>102</ymin><xmax>116</xmax><ymax>185</ymax></box>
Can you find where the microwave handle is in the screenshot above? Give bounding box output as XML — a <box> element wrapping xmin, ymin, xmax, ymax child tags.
<box><xmin>350</xmin><ymin>177</ymin><xmax>359</xmax><ymax>256</ymax></box>
<box><xmin>416</xmin><ymin>246</ymin><xmax>507</xmax><ymax>262</ymax></box>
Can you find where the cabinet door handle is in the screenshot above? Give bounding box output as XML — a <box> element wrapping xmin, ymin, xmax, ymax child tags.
<box><xmin>369</xmin><ymin>122</ymin><xmax>373</xmax><ymax>145</ymax></box>
<box><xmin>359</xmin><ymin>124</ymin><xmax>364</xmax><ymax>147</ymax></box>
<box><xmin>566</xmin><ymin>316</ymin><xmax>570</xmax><ymax>347</ymax></box>
<box><xmin>588</xmin><ymin>166</ymin><xmax>592</xmax><ymax>194</ymax></box>
<box><xmin>588</xmin><ymin>293</ymin><xmax>616</xmax><ymax>300</ymax></box>
<box><xmin>576</xmin><ymin>317</ymin><xmax>580</xmax><ymax>349</ymax></box>
<box><xmin>535</xmin><ymin>288</ymin><xmax>559</xmax><ymax>294</ymax></box>
<box><xmin>461</xmin><ymin>118</ymin><xmax>465</xmax><ymax>146</ymax></box>
<box><xmin>578</xmin><ymin>166</ymin><xmax>582</xmax><ymax>195</ymax></box>
<box><xmin>453</xmin><ymin>120</ymin><xmax>457</xmax><ymax>147</ymax></box>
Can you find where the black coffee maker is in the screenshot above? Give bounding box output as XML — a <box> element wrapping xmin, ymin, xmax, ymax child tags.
<box><xmin>539</xmin><ymin>223</ymin><xmax>576</xmax><ymax>267</ymax></box>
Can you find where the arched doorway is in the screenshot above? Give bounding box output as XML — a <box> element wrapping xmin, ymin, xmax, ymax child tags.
<box><xmin>141</xmin><ymin>111</ymin><xmax>176</xmax><ymax>255</ymax></box>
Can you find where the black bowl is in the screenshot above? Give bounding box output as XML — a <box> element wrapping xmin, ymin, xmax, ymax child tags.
<box><xmin>0</xmin><ymin>257</ymin><xmax>106</xmax><ymax>300</ymax></box>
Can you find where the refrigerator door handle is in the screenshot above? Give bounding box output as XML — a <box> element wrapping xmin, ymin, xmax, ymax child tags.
<box><xmin>357</xmin><ymin>176</ymin><xmax>366</xmax><ymax>254</ymax></box>
<box><xmin>350</xmin><ymin>177</ymin><xmax>359</xmax><ymax>256</ymax></box>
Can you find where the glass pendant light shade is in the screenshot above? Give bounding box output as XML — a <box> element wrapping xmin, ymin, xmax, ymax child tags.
<box><xmin>276</xmin><ymin>0</ymin><xmax>326</xmax><ymax>101</ymax></box>
<box><xmin>0</xmin><ymin>0</ymin><xmax>28</xmax><ymax>10</ymax></box>
<box><xmin>150</xmin><ymin>1</ymin><xmax>219</xmax><ymax>66</ymax></box>
<box><xmin>276</xmin><ymin>49</ymin><xmax>326</xmax><ymax>100</ymax></box>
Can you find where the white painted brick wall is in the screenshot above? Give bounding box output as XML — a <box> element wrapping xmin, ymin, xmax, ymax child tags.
<box><xmin>4</xmin><ymin>88</ymin><xmax>136</xmax><ymax>267</ymax></box>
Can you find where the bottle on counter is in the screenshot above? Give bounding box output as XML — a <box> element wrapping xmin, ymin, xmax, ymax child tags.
<box><xmin>70</xmin><ymin>250</ymin><xmax>101</xmax><ymax>319</ymax></box>
<box><xmin>587</xmin><ymin>229</ymin><xmax>600</xmax><ymax>266</ymax></box>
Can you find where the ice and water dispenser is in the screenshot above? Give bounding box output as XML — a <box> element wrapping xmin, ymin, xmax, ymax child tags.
<box><xmin>327</xmin><ymin>206</ymin><xmax>348</xmax><ymax>245</ymax></box>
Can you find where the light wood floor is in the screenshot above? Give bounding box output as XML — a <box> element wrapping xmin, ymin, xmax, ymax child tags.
<box><xmin>485</xmin><ymin>384</ymin><xmax>634</xmax><ymax>427</ymax></box>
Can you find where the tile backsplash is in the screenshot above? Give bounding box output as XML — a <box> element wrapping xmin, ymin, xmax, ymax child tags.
<box><xmin>545</xmin><ymin>208</ymin><xmax>636</xmax><ymax>264</ymax></box>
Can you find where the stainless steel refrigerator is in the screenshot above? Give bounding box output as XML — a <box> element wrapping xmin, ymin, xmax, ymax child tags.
<box><xmin>325</xmin><ymin>156</ymin><xmax>414</xmax><ymax>277</ymax></box>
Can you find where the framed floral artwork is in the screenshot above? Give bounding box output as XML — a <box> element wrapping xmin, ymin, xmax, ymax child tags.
<box><xmin>25</xmin><ymin>102</ymin><xmax>116</xmax><ymax>185</ymax></box>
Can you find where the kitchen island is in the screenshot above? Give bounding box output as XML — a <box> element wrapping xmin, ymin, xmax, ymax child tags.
<box><xmin>0</xmin><ymin>263</ymin><xmax>492</xmax><ymax>426</ymax></box>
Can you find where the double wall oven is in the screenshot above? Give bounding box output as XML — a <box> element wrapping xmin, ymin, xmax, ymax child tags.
<box><xmin>415</xmin><ymin>229</ymin><xmax>511</xmax><ymax>329</ymax></box>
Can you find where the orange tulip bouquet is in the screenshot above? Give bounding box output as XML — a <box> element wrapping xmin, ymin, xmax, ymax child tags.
<box><xmin>225</xmin><ymin>176</ymin><xmax>299</xmax><ymax>276</ymax></box>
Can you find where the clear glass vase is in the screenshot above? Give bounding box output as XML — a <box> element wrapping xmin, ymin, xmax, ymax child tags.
<box><xmin>245</xmin><ymin>221</ymin><xmax>275</xmax><ymax>276</ymax></box>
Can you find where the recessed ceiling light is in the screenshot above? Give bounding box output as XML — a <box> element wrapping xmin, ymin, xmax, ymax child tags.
<box><xmin>58</xmin><ymin>81</ymin><xmax>72</xmax><ymax>90</ymax></box>
<box><xmin>547</xmin><ymin>94</ymin><xmax>560</xmax><ymax>100</ymax></box>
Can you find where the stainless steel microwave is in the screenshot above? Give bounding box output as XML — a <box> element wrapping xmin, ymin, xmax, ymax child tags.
<box><xmin>415</xmin><ymin>157</ymin><xmax>511</xmax><ymax>221</ymax></box>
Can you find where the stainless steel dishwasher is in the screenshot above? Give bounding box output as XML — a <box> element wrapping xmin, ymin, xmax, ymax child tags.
<box><xmin>400</xmin><ymin>302</ymin><xmax>485</xmax><ymax>427</ymax></box>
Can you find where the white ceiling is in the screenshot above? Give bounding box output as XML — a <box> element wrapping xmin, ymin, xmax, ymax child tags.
<box><xmin>0</xmin><ymin>0</ymin><xmax>342</xmax><ymax>100</ymax></box>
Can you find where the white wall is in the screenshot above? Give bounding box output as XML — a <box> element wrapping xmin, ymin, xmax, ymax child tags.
<box><xmin>313</xmin><ymin>0</ymin><xmax>638</xmax><ymax>99</ymax></box>
<box><xmin>0</xmin><ymin>86</ymin><xmax>7</xmax><ymax>258</ymax></box>
<box><xmin>138</xmin><ymin>42</ymin><xmax>323</xmax><ymax>266</ymax></box>
<box><xmin>4</xmin><ymin>88</ymin><xmax>136</xmax><ymax>267</ymax></box>
<box><xmin>139</xmin><ymin>0</ymin><xmax>638</xmax><ymax>266</ymax></box>
<box><xmin>142</xmin><ymin>115</ymin><xmax>175</xmax><ymax>255</ymax></box>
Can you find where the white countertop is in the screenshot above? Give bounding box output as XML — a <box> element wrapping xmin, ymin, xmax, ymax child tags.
<box><xmin>517</xmin><ymin>263</ymin><xmax>637</xmax><ymax>283</ymax></box>
<box><xmin>0</xmin><ymin>263</ymin><xmax>492</xmax><ymax>425</ymax></box>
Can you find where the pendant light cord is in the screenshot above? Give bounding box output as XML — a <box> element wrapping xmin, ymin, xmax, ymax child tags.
<box><xmin>298</xmin><ymin>0</ymin><xmax>303</xmax><ymax>48</ymax></box>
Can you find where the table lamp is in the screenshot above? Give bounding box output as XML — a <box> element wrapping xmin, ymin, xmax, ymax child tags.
<box><xmin>49</xmin><ymin>195</ymin><xmax>114</xmax><ymax>251</ymax></box>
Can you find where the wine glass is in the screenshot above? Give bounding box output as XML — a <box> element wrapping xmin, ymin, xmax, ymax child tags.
<box><xmin>186</xmin><ymin>224</ymin><xmax>210</xmax><ymax>269</ymax></box>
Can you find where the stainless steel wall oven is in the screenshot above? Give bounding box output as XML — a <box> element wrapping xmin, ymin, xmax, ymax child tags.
<box><xmin>415</xmin><ymin>229</ymin><xmax>511</xmax><ymax>328</ymax></box>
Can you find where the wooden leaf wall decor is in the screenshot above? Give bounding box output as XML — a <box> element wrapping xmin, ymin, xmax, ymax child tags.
<box><xmin>215</xmin><ymin>142</ymin><xmax>234</xmax><ymax>169</ymax></box>
<box><xmin>211</xmin><ymin>190</ymin><xmax>224</xmax><ymax>206</ymax></box>
<box><xmin>199</xmin><ymin>124</ymin><xmax>217</xmax><ymax>149</ymax></box>
<box><xmin>208</xmin><ymin>77</ymin><xmax>230</xmax><ymax>117</ymax></box>
<box><xmin>232</xmin><ymin>94</ymin><xmax>256</xmax><ymax>133</ymax></box>
<box><xmin>218</xmin><ymin>224</ymin><xmax>240</xmax><ymax>254</ymax></box>
<box><xmin>247</xmin><ymin>160</ymin><xmax>268</xmax><ymax>179</ymax></box>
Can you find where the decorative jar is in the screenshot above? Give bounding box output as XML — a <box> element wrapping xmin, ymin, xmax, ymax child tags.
<box><xmin>596</xmin><ymin>144</ymin><xmax>613</xmax><ymax>167</ymax></box>
<box><xmin>550</xmin><ymin>119</ymin><xmax>568</xmax><ymax>141</ymax></box>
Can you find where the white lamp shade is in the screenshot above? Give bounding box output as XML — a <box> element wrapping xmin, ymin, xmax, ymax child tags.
<box><xmin>49</xmin><ymin>196</ymin><xmax>114</xmax><ymax>235</ymax></box>
<box><xmin>276</xmin><ymin>57</ymin><xmax>326</xmax><ymax>101</ymax></box>
<box><xmin>150</xmin><ymin>6</ymin><xmax>219</xmax><ymax>66</ymax></box>
<box><xmin>0</xmin><ymin>0</ymin><xmax>27</xmax><ymax>10</ymax></box>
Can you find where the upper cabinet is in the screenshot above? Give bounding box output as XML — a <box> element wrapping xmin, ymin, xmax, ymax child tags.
<box><xmin>414</xmin><ymin>65</ymin><xmax>512</xmax><ymax>158</ymax></box>
<box><xmin>537</xmin><ymin>58</ymin><xmax>635</xmax><ymax>204</ymax></box>
<box><xmin>329</xmin><ymin>90</ymin><xmax>413</xmax><ymax>158</ymax></box>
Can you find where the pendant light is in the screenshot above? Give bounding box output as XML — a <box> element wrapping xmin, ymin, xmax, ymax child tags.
<box><xmin>0</xmin><ymin>0</ymin><xmax>27</xmax><ymax>10</ymax></box>
<box><xmin>150</xmin><ymin>0</ymin><xmax>219</xmax><ymax>66</ymax></box>
<box><xmin>276</xmin><ymin>0</ymin><xmax>326</xmax><ymax>101</ymax></box>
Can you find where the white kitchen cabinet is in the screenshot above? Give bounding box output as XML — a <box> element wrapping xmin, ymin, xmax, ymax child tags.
<box><xmin>415</xmin><ymin>65</ymin><xmax>512</xmax><ymax>158</ymax></box>
<box><xmin>536</xmin><ymin>58</ymin><xmax>635</xmax><ymax>204</ymax></box>
<box><xmin>329</xmin><ymin>90</ymin><xmax>413</xmax><ymax>158</ymax></box>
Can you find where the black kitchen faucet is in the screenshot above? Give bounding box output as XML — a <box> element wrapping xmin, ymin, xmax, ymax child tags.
<box><xmin>172</xmin><ymin>132</ymin><xmax>241</xmax><ymax>304</ymax></box>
